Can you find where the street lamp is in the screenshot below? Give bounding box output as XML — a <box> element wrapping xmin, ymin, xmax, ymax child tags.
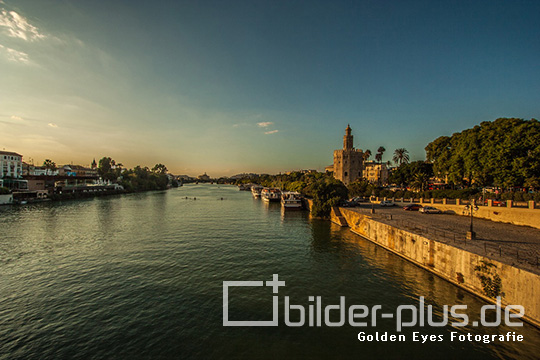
<box><xmin>371</xmin><ymin>190</ymin><xmax>376</xmax><ymax>214</ymax></box>
<box><xmin>466</xmin><ymin>199</ymin><xmax>479</xmax><ymax>240</ymax></box>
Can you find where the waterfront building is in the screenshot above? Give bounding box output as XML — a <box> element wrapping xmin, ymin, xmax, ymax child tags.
<box><xmin>177</xmin><ymin>175</ymin><xmax>195</xmax><ymax>181</ymax></box>
<box><xmin>57</xmin><ymin>165</ymin><xmax>98</xmax><ymax>177</ymax></box>
<box><xmin>0</xmin><ymin>150</ymin><xmax>23</xmax><ymax>179</ymax></box>
<box><xmin>198</xmin><ymin>172</ymin><xmax>211</xmax><ymax>181</ymax></box>
<box><xmin>363</xmin><ymin>161</ymin><xmax>389</xmax><ymax>185</ymax></box>
<box><xmin>332</xmin><ymin>125</ymin><xmax>364</xmax><ymax>185</ymax></box>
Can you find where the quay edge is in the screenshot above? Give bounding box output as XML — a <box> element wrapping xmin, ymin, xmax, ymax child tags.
<box><xmin>305</xmin><ymin>199</ymin><xmax>540</xmax><ymax>328</ymax></box>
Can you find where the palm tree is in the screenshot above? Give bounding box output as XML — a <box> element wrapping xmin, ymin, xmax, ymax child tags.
<box><xmin>376</xmin><ymin>146</ymin><xmax>386</xmax><ymax>164</ymax></box>
<box><xmin>363</xmin><ymin>149</ymin><xmax>372</xmax><ymax>161</ymax></box>
<box><xmin>392</xmin><ymin>148</ymin><xmax>410</xmax><ymax>166</ymax></box>
<box><xmin>43</xmin><ymin>159</ymin><xmax>56</xmax><ymax>175</ymax></box>
<box><xmin>412</xmin><ymin>172</ymin><xmax>430</xmax><ymax>192</ymax></box>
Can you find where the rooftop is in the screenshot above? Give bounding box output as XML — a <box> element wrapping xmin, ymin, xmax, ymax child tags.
<box><xmin>0</xmin><ymin>151</ymin><xmax>22</xmax><ymax>157</ymax></box>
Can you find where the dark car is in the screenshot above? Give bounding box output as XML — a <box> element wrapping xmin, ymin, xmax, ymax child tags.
<box><xmin>403</xmin><ymin>204</ymin><xmax>423</xmax><ymax>211</ymax></box>
<box><xmin>340</xmin><ymin>200</ymin><xmax>357</xmax><ymax>207</ymax></box>
<box><xmin>484</xmin><ymin>199</ymin><xmax>505</xmax><ymax>207</ymax></box>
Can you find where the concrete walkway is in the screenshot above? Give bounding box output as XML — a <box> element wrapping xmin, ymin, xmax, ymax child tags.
<box><xmin>347</xmin><ymin>204</ymin><xmax>540</xmax><ymax>275</ymax></box>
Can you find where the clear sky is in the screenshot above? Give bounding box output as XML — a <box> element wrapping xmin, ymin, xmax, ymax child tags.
<box><xmin>1</xmin><ymin>0</ymin><xmax>539</xmax><ymax>176</ymax></box>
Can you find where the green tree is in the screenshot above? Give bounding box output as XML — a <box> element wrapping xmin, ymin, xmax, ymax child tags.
<box><xmin>425</xmin><ymin>118</ymin><xmax>540</xmax><ymax>189</ymax></box>
<box><xmin>348</xmin><ymin>179</ymin><xmax>373</xmax><ymax>197</ymax></box>
<box><xmin>392</xmin><ymin>148</ymin><xmax>410</xmax><ymax>166</ymax></box>
<box><xmin>304</xmin><ymin>177</ymin><xmax>348</xmax><ymax>218</ymax></box>
<box><xmin>388</xmin><ymin>161</ymin><xmax>433</xmax><ymax>189</ymax></box>
<box><xmin>43</xmin><ymin>159</ymin><xmax>57</xmax><ymax>175</ymax></box>
<box><xmin>98</xmin><ymin>157</ymin><xmax>120</xmax><ymax>182</ymax></box>
<box><xmin>152</xmin><ymin>163</ymin><xmax>168</xmax><ymax>175</ymax></box>
<box><xmin>375</xmin><ymin>146</ymin><xmax>386</xmax><ymax>163</ymax></box>
<box><xmin>363</xmin><ymin>149</ymin><xmax>372</xmax><ymax>161</ymax></box>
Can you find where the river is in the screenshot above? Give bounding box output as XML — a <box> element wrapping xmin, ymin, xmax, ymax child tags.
<box><xmin>1</xmin><ymin>184</ymin><xmax>539</xmax><ymax>359</ymax></box>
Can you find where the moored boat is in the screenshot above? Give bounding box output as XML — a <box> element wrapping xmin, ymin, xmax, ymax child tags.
<box><xmin>281</xmin><ymin>191</ymin><xmax>302</xmax><ymax>209</ymax></box>
<box><xmin>238</xmin><ymin>184</ymin><xmax>251</xmax><ymax>191</ymax></box>
<box><xmin>261</xmin><ymin>188</ymin><xmax>281</xmax><ymax>202</ymax></box>
<box><xmin>251</xmin><ymin>185</ymin><xmax>263</xmax><ymax>198</ymax></box>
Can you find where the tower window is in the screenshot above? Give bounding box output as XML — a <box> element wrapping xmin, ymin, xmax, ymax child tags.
<box><xmin>344</xmin><ymin>172</ymin><xmax>348</xmax><ymax>176</ymax></box>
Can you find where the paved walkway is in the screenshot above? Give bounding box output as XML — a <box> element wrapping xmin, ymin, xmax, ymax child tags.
<box><xmin>347</xmin><ymin>204</ymin><xmax>540</xmax><ymax>275</ymax></box>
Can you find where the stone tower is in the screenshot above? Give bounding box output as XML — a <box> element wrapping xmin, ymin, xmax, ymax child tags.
<box><xmin>333</xmin><ymin>125</ymin><xmax>364</xmax><ymax>185</ymax></box>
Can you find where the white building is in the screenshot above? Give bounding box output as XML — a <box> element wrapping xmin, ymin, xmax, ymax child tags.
<box><xmin>0</xmin><ymin>151</ymin><xmax>23</xmax><ymax>179</ymax></box>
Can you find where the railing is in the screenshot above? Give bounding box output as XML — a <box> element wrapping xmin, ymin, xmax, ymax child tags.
<box><xmin>380</xmin><ymin>197</ymin><xmax>538</xmax><ymax>210</ymax></box>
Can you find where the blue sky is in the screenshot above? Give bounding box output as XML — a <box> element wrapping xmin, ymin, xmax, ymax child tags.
<box><xmin>1</xmin><ymin>0</ymin><xmax>539</xmax><ymax>176</ymax></box>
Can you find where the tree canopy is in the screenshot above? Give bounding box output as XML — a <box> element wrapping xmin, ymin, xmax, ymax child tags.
<box><xmin>388</xmin><ymin>161</ymin><xmax>434</xmax><ymax>190</ymax></box>
<box><xmin>425</xmin><ymin>118</ymin><xmax>540</xmax><ymax>188</ymax></box>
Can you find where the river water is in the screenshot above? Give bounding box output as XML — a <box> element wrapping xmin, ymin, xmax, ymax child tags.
<box><xmin>1</xmin><ymin>184</ymin><xmax>539</xmax><ymax>359</ymax></box>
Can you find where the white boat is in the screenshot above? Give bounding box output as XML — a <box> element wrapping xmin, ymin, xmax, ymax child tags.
<box><xmin>251</xmin><ymin>185</ymin><xmax>263</xmax><ymax>198</ymax></box>
<box><xmin>261</xmin><ymin>188</ymin><xmax>281</xmax><ymax>202</ymax></box>
<box><xmin>281</xmin><ymin>191</ymin><xmax>302</xmax><ymax>209</ymax></box>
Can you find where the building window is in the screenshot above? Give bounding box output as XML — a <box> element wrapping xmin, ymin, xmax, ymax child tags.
<box><xmin>344</xmin><ymin>172</ymin><xmax>348</xmax><ymax>176</ymax></box>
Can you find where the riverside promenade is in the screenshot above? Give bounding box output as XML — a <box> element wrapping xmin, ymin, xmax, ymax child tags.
<box><xmin>328</xmin><ymin>203</ymin><xmax>540</xmax><ymax>327</ymax></box>
<box><xmin>348</xmin><ymin>203</ymin><xmax>540</xmax><ymax>276</ymax></box>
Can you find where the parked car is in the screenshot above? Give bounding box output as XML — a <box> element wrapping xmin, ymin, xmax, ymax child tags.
<box><xmin>419</xmin><ymin>206</ymin><xmax>442</xmax><ymax>214</ymax></box>
<box><xmin>484</xmin><ymin>199</ymin><xmax>506</xmax><ymax>207</ymax></box>
<box><xmin>340</xmin><ymin>200</ymin><xmax>357</xmax><ymax>207</ymax></box>
<box><xmin>380</xmin><ymin>200</ymin><xmax>395</xmax><ymax>207</ymax></box>
<box><xmin>350</xmin><ymin>197</ymin><xmax>366</xmax><ymax>203</ymax></box>
<box><xmin>403</xmin><ymin>204</ymin><xmax>423</xmax><ymax>211</ymax></box>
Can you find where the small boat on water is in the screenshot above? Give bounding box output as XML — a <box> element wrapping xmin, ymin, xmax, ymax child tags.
<box><xmin>251</xmin><ymin>185</ymin><xmax>263</xmax><ymax>198</ymax></box>
<box><xmin>238</xmin><ymin>184</ymin><xmax>251</xmax><ymax>191</ymax></box>
<box><xmin>261</xmin><ymin>188</ymin><xmax>281</xmax><ymax>202</ymax></box>
<box><xmin>281</xmin><ymin>191</ymin><xmax>303</xmax><ymax>209</ymax></box>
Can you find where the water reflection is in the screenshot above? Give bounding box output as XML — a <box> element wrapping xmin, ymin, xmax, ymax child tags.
<box><xmin>332</xmin><ymin>225</ymin><xmax>540</xmax><ymax>359</ymax></box>
<box><xmin>0</xmin><ymin>185</ymin><xmax>539</xmax><ymax>360</ymax></box>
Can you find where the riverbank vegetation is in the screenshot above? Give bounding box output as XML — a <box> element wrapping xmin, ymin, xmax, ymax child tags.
<box><xmin>98</xmin><ymin>157</ymin><xmax>176</xmax><ymax>192</ymax></box>
<box><xmin>425</xmin><ymin>118</ymin><xmax>540</xmax><ymax>189</ymax></box>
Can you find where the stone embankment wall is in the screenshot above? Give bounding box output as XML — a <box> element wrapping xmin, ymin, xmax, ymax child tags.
<box><xmin>336</xmin><ymin>207</ymin><xmax>540</xmax><ymax>327</ymax></box>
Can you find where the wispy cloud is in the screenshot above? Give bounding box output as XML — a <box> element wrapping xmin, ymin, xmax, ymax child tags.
<box><xmin>0</xmin><ymin>9</ymin><xmax>46</xmax><ymax>41</ymax></box>
<box><xmin>0</xmin><ymin>44</ymin><xmax>29</xmax><ymax>63</ymax></box>
<box><xmin>47</xmin><ymin>123</ymin><xmax>58</xmax><ymax>128</ymax></box>
<box><xmin>11</xmin><ymin>115</ymin><xmax>24</xmax><ymax>121</ymax></box>
<box><xmin>258</xmin><ymin>121</ymin><xmax>274</xmax><ymax>128</ymax></box>
<box><xmin>264</xmin><ymin>130</ymin><xmax>279</xmax><ymax>135</ymax></box>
